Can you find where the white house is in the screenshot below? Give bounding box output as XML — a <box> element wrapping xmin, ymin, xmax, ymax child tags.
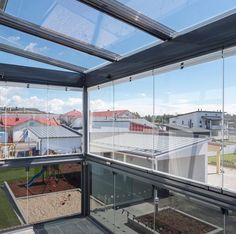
<box><xmin>25</xmin><ymin>126</ymin><xmax>82</xmax><ymax>155</ymax></box>
<box><xmin>169</xmin><ymin>110</ymin><xmax>228</xmax><ymax>139</ymax></box>
<box><xmin>90</xmin><ymin>132</ymin><xmax>208</xmax><ymax>183</ymax></box>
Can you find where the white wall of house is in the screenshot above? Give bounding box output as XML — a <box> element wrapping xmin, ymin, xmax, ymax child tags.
<box><xmin>24</xmin><ymin>131</ymin><xmax>81</xmax><ymax>155</ymax></box>
<box><xmin>169</xmin><ymin>111</ymin><xmax>222</xmax><ymax>128</ymax></box>
<box><xmin>40</xmin><ymin>137</ymin><xmax>81</xmax><ymax>154</ymax></box>
<box><xmin>13</xmin><ymin>121</ymin><xmax>45</xmax><ymax>142</ymax></box>
<box><xmin>169</xmin><ymin>111</ymin><xmax>224</xmax><ymax>138</ymax></box>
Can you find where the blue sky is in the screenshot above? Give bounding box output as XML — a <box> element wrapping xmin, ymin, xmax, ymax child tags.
<box><xmin>1</xmin><ymin>0</ymin><xmax>236</xmax><ymax>115</ymax></box>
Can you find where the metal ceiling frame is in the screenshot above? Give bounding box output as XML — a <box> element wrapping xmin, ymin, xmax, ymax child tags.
<box><xmin>0</xmin><ymin>10</ymin><xmax>120</xmax><ymax>62</ymax></box>
<box><xmin>79</xmin><ymin>0</ymin><xmax>175</xmax><ymax>41</ymax></box>
<box><xmin>0</xmin><ymin>43</ymin><xmax>86</xmax><ymax>73</ymax></box>
<box><xmin>85</xmin><ymin>10</ymin><xmax>236</xmax><ymax>87</ymax></box>
<box><xmin>0</xmin><ymin>63</ymin><xmax>85</xmax><ymax>87</ymax></box>
<box><xmin>1</xmin><ymin>9</ymin><xmax>236</xmax><ymax>88</ymax></box>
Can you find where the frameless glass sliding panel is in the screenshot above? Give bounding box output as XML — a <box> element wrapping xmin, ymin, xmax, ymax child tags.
<box><xmin>223</xmin><ymin>52</ymin><xmax>236</xmax><ymax>193</ymax></box>
<box><xmin>153</xmin><ymin>188</ymin><xmax>224</xmax><ymax>233</ymax></box>
<box><xmin>118</xmin><ymin>0</ymin><xmax>236</xmax><ymax>31</ymax></box>
<box><xmin>114</xmin><ymin>172</ymin><xmax>154</xmax><ymax>234</ymax></box>
<box><xmin>4</xmin><ymin>0</ymin><xmax>157</xmax><ymax>55</ymax></box>
<box><xmin>20</xmin><ymin>163</ymin><xmax>82</xmax><ymax>224</ymax></box>
<box><xmin>0</xmin><ymin>167</ymin><xmax>29</xmax><ymax>230</ymax></box>
<box><xmin>225</xmin><ymin>210</ymin><xmax>236</xmax><ymax>234</ymax></box>
<box><xmin>0</xmin><ymin>82</ymin><xmax>8</xmax><ymax>160</ymax></box>
<box><xmin>154</xmin><ymin>58</ymin><xmax>223</xmax><ymax>186</ymax></box>
<box><xmin>113</xmin><ymin>76</ymin><xmax>155</xmax><ymax>169</ymax></box>
<box><xmin>89</xmin><ymin>162</ymin><xmax>115</xmax><ymax>233</ymax></box>
<box><xmin>5</xmin><ymin>84</ymin><xmax>48</xmax><ymax>158</ymax></box>
<box><xmin>46</xmin><ymin>87</ymin><xmax>83</xmax><ymax>155</ymax></box>
<box><xmin>89</xmin><ymin>83</ymin><xmax>114</xmax><ymax>159</ymax></box>
<box><xmin>0</xmin><ymin>25</ymin><xmax>107</xmax><ymax>69</ymax></box>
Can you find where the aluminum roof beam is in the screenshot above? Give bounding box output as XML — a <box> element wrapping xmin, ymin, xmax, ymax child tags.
<box><xmin>85</xmin><ymin>10</ymin><xmax>236</xmax><ymax>87</ymax></box>
<box><xmin>79</xmin><ymin>0</ymin><xmax>174</xmax><ymax>41</ymax></box>
<box><xmin>0</xmin><ymin>63</ymin><xmax>85</xmax><ymax>87</ymax></box>
<box><xmin>0</xmin><ymin>43</ymin><xmax>86</xmax><ymax>73</ymax></box>
<box><xmin>0</xmin><ymin>10</ymin><xmax>120</xmax><ymax>62</ymax></box>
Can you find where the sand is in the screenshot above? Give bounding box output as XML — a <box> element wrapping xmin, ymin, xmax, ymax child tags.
<box><xmin>17</xmin><ymin>190</ymin><xmax>82</xmax><ymax>224</ymax></box>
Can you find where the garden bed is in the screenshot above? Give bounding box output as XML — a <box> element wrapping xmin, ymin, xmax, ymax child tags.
<box><xmin>128</xmin><ymin>207</ymin><xmax>222</xmax><ymax>234</ymax></box>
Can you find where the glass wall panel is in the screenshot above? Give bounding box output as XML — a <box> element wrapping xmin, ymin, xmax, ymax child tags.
<box><xmin>0</xmin><ymin>167</ymin><xmax>28</xmax><ymax>230</ymax></box>
<box><xmin>89</xmin><ymin>83</ymin><xmax>114</xmax><ymax>158</ymax></box>
<box><xmin>89</xmin><ymin>162</ymin><xmax>225</xmax><ymax>234</ymax></box>
<box><xmin>0</xmin><ymin>82</ymin><xmax>82</xmax><ymax>160</ymax></box>
<box><xmin>225</xmin><ymin>210</ymin><xmax>236</xmax><ymax>234</ymax></box>
<box><xmin>113</xmin><ymin>77</ymin><xmax>155</xmax><ymax>169</ymax></box>
<box><xmin>8</xmin><ymin>85</ymin><xmax>48</xmax><ymax>158</ymax></box>
<box><xmin>155</xmin><ymin>59</ymin><xmax>223</xmax><ymax>185</ymax></box>
<box><xmin>0</xmin><ymin>83</ymin><xmax>8</xmax><ymax>160</ymax></box>
<box><xmin>223</xmin><ymin>54</ymin><xmax>236</xmax><ymax>193</ymax></box>
<box><xmin>89</xmin><ymin>162</ymin><xmax>115</xmax><ymax>232</ymax></box>
<box><xmin>47</xmin><ymin>87</ymin><xmax>83</xmax><ymax>155</ymax></box>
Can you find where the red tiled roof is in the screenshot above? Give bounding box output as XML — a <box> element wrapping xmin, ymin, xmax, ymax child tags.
<box><xmin>63</xmin><ymin>110</ymin><xmax>82</xmax><ymax>118</ymax></box>
<box><xmin>92</xmin><ymin>110</ymin><xmax>128</xmax><ymax>118</ymax></box>
<box><xmin>0</xmin><ymin>117</ymin><xmax>59</xmax><ymax>127</ymax></box>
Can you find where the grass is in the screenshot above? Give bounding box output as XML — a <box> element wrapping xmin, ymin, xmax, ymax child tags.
<box><xmin>208</xmin><ymin>154</ymin><xmax>236</xmax><ymax>169</ymax></box>
<box><xmin>0</xmin><ymin>166</ymin><xmax>41</xmax><ymax>230</ymax></box>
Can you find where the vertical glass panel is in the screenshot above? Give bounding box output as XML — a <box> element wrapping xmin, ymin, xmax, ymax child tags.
<box><xmin>154</xmin><ymin>189</ymin><xmax>224</xmax><ymax>233</ymax></box>
<box><xmin>0</xmin><ymin>83</ymin><xmax>8</xmax><ymax>160</ymax></box>
<box><xmin>0</xmin><ymin>82</ymin><xmax>82</xmax><ymax>159</ymax></box>
<box><xmin>89</xmin><ymin>83</ymin><xmax>114</xmax><ymax>158</ymax></box>
<box><xmin>113</xmin><ymin>76</ymin><xmax>155</xmax><ymax>169</ymax></box>
<box><xmin>155</xmin><ymin>59</ymin><xmax>223</xmax><ymax>185</ymax></box>
<box><xmin>223</xmin><ymin>53</ymin><xmax>236</xmax><ymax>192</ymax></box>
<box><xmin>225</xmin><ymin>210</ymin><xmax>236</xmax><ymax>234</ymax></box>
<box><xmin>18</xmin><ymin>163</ymin><xmax>81</xmax><ymax>224</ymax></box>
<box><xmin>114</xmin><ymin>172</ymin><xmax>154</xmax><ymax>233</ymax></box>
<box><xmin>0</xmin><ymin>167</ymin><xmax>28</xmax><ymax>230</ymax></box>
<box><xmin>47</xmin><ymin>87</ymin><xmax>83</xmax><ymax>155</ymax></box>
<box><xmin>9</xmin><ymin>85</ymin><xmax>48</xmax><ymax>157</ymax></box>
<box><xmin>89</xmin><ymin>162</ymin><xmax>115</xmax><ymax>232</ymax></box>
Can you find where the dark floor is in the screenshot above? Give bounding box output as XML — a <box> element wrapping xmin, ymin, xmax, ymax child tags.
<box><xmin>34</xmin><ymin>217</ymin><xmax>107</xmax><ymax>234</ymax></box>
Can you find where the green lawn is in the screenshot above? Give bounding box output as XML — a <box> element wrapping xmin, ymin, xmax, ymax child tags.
<box><xmin>208</xmin><ymin>154</ymin><xmax>236</xmax><ymax>168</ymax></box>
<box><xmin>0</xmin><ymin>166</ymin><xmax>41</xmax><ymax>230</ymax></box>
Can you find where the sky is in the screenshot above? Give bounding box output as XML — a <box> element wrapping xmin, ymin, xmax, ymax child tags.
<box><xmin>1</xmin><ymin>0</ymin><xmax>236</xmax><ymax>115</ymax></box>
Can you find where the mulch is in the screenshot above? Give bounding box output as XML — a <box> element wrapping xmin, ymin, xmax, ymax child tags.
<box><xmin>9</xmin><ymin>173</ymin><xmax>81</xmax><ymax>198</ymax></box>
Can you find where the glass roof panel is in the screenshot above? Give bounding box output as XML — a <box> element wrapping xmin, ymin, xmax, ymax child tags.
<box><xmin>0</xmin><ymin>51</ymin><xmax>70</xmax><ymax>71</ymax></box>
<box><xmin>0</xmin><ymin>25</ymin><xmax>108</xmax><ymax>69</ymax></box>
<box><xmin>118</xmin><ymin>0</ymin><xmax>236</xmax><ymax>31</ymax></box>
<box><xmin>3</xmin><ymin>0</ymin><xmax>158</xmax><ymax>55</ymax></box>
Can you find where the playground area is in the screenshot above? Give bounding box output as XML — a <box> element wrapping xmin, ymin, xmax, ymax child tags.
<box><xmin>5</xmin><ymin>164</ymin><xmax>83</xmax><ymax>224</ymax></box>
<box><xmin>9</xmin><ymin>164</ymin><xmax>81</xmax><ymax>197</ymax></box>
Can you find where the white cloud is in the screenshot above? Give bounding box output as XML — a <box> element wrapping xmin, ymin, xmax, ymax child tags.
<box><xmin>66</xmin><ymin>98</ymin><xmax>82</xmax><ymax>106</ymax></box>
<box><xmin>24</xmin><ymin>42</ymin><xmax>48</xmax><ymax>54</ymax></box>
<box><xmin>90</xmin><ymin>99</ymin><xmax>112</xmax><ymax>111</ymax></box>
<box><xmin>8</xmin><ymin>36</ymin><xmax>20</xmax><ymax>43</ymax></box>
<box><xmin>139</xmin><ymin>93</ymin><xmax>146</xmax><ymax>97</ymax></box>
<box><xmin>0</xmin><ymin>35</ymin><xmax>21</xmax><ymax>47</ymax></box>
